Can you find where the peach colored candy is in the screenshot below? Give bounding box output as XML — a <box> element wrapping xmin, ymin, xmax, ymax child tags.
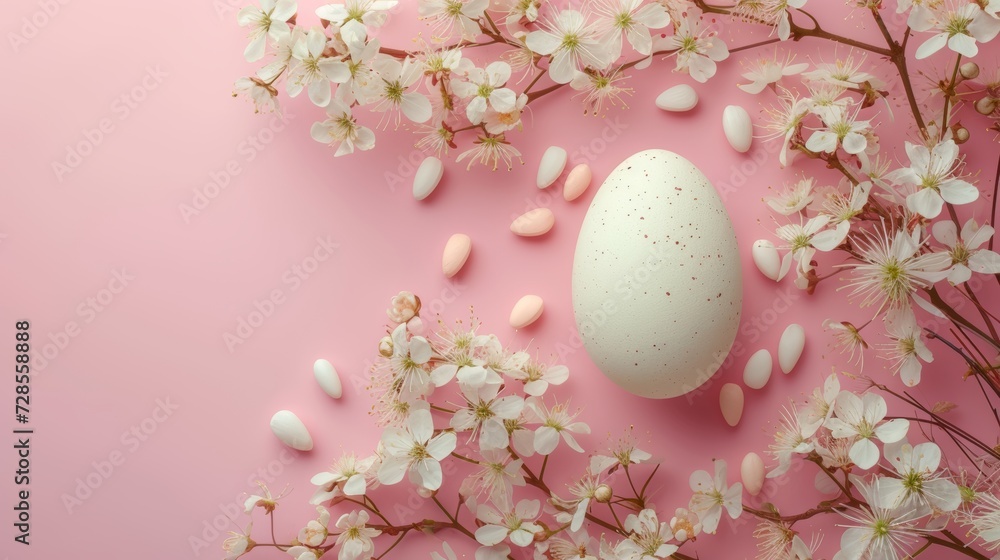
<box><xmin>563</xmin><ymin>164</ymin><xmax>592</xmax><ymax>201</ymax></box>
<box><xmin>442</xmin><ymin>234</ymin><xmax>471</xmax><ymax>278</ymax></box>
<box><xmin>741</xmin><ymin>452</ymin><xmax>765</xmax><ymax>496</ymax></box>
<box><xmin>509</xmin><ymin>295</ymin><xmax>544</xmax><ymax>328</ymax></box>
<box><xmin>720</xmin><ymin>383</ymin><xmax>745</xmax><ymax>427</ymax></box>
<box><xmin>510</xmin><ymin>208</ymin><xmax>555</xmax><ymax>237</ymax></box>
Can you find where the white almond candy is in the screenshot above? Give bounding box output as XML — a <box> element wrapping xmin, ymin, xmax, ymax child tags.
<box><xmin>742</xmin><ymin>349</ymin><xmax>772</xmax><ymax>390</ymax></box>
<box><xmin>720</xmin><ymin>383</ymin><xmax>744</xmax><ymax>427</ymax></box>
<box><xmin>778</xmin><ymin>324</ymin><xmax>805</xmax><ymax>374</ymax></box>
<box><xmin>723</xmin><ymin>105</ymin><xmax>753</xmax><ymax>153</ymax></box>
<box><xmin>413</xmin><ymin>156</ymin><xmax>444</xmax><ymax>201</ymax></box>
<box><xmin>741</xmin><ymin>452</ymin><xmax>766</xmax><ymax>496</ymax></box>
<box><xmin>269</xmin><ymin>410</ymin><xmax>313</xmax><ymax>451</ymax></box>
<box><xmin>313</xmin><ymin>359</ymin><xmax>342</xmax><ymax>399</ymax></box>
<box><xmin>751</xmin><ymin>240</ymin><xmax>781</xmax><ymax>281</ymax></box>
<box><xmin>509</xmin><ymin>295</ymin><xmax>544</xmax><ymax>328</ymax></box>
<box><xmin>655</xmin><ymin>84</ymin><xmax>698</xmax><ymax>112</ymax></box>
<box><xmin>511</xmin><ymin>208</ymin><xmax>555</xmax><ymax>237</ymax></box>
<box><xmin>442</xmin><ymin>234</ymin><xmax>472</xmax><ymax>278</ymax></box>
<box><xmin>537</xmin><ymin>146</ymin><xmax>567</xmax><ymax>189</ymax></box>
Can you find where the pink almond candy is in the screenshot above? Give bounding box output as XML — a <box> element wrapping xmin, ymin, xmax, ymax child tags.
<box><xmin>720</xmin><ymin>383</ymin><xmax>744</xmax><ymax>427</ymax></box>
<box><xmin>563</xmin><ymin>164</ymin><xmax>592</xmax><ymax>201</ymax></box>
<box><xmin>741</xmin><ymin>452</ymin><xmax>765</xmax><ymax>496</ymax></box>
<box><xmin>442</xmin><ymin>234</ymin><xmax>471</xmax><ymax>278</ymax></box>
<box><xmin>509</xmin><ymin>295</ymin><xmax>544</xmax><ymax>328</ymax></box>
<box><xmin>510</xmin><ymin>208</ymin><xmax>555</xmax><ymax>237</ymax></box>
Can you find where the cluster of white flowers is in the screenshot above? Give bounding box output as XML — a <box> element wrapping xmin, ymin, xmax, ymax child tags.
<box><xmin>743</xmin><ymin>3</ymin><xmax>1000</xmax><ymax>387</ymax></box>
<box><xmin>761</xmin><ymin>373</ymin><xmax>1000</xmax><ymax>560</ymax></box>
<box><xmin>233</xmin><ymin>0</ymin><xmax>738</xmax><ymax>169</ymax></box>
<box><xmin>226</xmin><ymin>292</ymin><xmax>753</xmax><ymax>560</ymax></box>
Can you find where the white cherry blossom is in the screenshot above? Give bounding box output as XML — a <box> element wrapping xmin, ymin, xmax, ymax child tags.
<box><xmin>688</xmin><ymin>460</ymin><xmax>743</xmax><ymax>534</ymax></box>
<box><xmin>238</xmin><ymin>0</ymin><xmax>296</xmax><ymax>62</ymax></box>
<box><xmin>378</xmin><ymin>408</ymin><xmax>456</xmax><ymax>490</ymax></box>
<box><xmin>526</xmin><ymin>9</ymin><xmax>610</xmax><ymax>84</ymax></box>
<box><xmin>825</xmin><ymin>391</ymin><xmax>909</xmax><ymax>469</ymax></box>
<box><xmin>933</xmin><ymin>219</ymin><xmax>1000</xmax><ymax>285</ymax></box>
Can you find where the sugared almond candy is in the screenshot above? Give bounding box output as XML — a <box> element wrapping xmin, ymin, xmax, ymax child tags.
<box><xmin>655</xmin><ymin>84</ymin><xmax>698</xmax><ymax>112</ymax></box>
<box><xmin>313</xmin><ymin>359</ymin><xmax>342</xmax><ymax>399</ymax></box>
<box><xmin>537</xmin><ymin>146</ymin><xmax>567</xmax><ymax>189</ymax></box>
<box><xmin>720</xmin><ymin>383</ymin><xmax>744</xmax><ymax>427</ymax></box>
<box><xmin>442</xmin><ymin>234</ymin><xmax>471</xmax><ymax>278</ymax></box>
<box><xmin>751</xmin><ymin>240</ymin><xmax>781</xmax><ymax>281</ymax></box>
<box><xmin>511</xmin><ymin>208</ymin><xmax>555</xmax><ymax>237</ymax></box>
<box><xmin>743</xmin><ymin>349</ymin><xmax>772</xmax><ymax>390</ymax></box>
<box><xmin>741</xmin><ymin>452</ymin><xmax>765</xmax><ymax>496</ymax></box>
<box><xmin>563</xmin><ymin>164</ymin><xmax>592</xmax><ymax>201</ymax></box>
<box><xmin>269</xmin><ymin>410</ymin><xmax>313</xmax><ymax>451</ymax></box>
<box><xmin>723</xmin><ymin>105</ymin><xmax>753</xmax><ymax>153</ymax></box>
<box><xmin>509</xmin><ymin>295</ymin><xmax>544</xmax><ymax>328</ymax></box>
<box><xmin>778</xmin><ymin>324</ymin><xmax>805</xmax><ymax>374</ymax></box>
<box><xmin>413</xmin><ymin>156</ymin><xmax>444</xmax><ymax>201</ymax></box>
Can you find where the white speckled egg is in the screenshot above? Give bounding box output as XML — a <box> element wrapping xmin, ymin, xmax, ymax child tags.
<box><xmin>571</xmin><ymin>150</ymin><xmax>742</xmax><ymax>399</ymax></box>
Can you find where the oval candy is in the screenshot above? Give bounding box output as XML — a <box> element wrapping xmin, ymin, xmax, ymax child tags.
<box><xmin>752</xmin><ymin>240</ymin><xmax>781</xmax><ymax>281</ymax></box>
<box><xmin>313</xmin><ymin>358</ymin><xmax>343</xmax><ymax>399</ymax></box>
<box><xmin>741</xmin><ymin>452</ymin><xmax>765</xmax><ymax>496</ymax></box>
<box><xmin>511</xmin><ymin>208</ymin><xmax>555</xmax><ymax>237</ymax></box>
<box><xmin>509</xmin><ymin>295</ymin><xmax>544</xmax><ymax>328</ymax></box>
<box><xmin>537</xmin><ymin>146</ymin><xmax>567</xmax><ymax>189</ymax></box>
<box><xmin>563</xmin><ymin>164</ymin><xmax>592</xmax><ymax>202</ymax></box>
<box><xmin>743</xmin><ymin>349</ymin><xmax>772</xmax><ymax>390</ymax></box>
<box><xmin>778</xmin><ymin>324</ymin><xmax>805</xmax><ymax>374</ymax></box>
<box><xmin>655</xmin><ymin>84</ymin><xmax>698</xmax><ymax>112</ymax></box>
<box><xmin>723</xmin><ymin>105</ymin><xmax>753</xmax><ymax>153</ymax></box>
<box><xmin>413</xmin><ymin>156</ymin><xmax>443</xmax><ymax>201</ymax></box>
<box><xmin>269</xmin><ymin>410</ymin><xmax>313</xmax><ymax>451</ymax></box>
<box><xmin>720</xmin><ymin>383</ymin><xmax>745</xmax><ymax>427</ymax></box>
<box><xmin>442</xmin><ymin>234</ymin><xmax>471</xmax><ymax>278</ymax></box>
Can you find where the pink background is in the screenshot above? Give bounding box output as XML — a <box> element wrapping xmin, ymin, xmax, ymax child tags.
<box><xmin>3</xmin><ymin>2</ymin><xmax>997</xmax><ymax>559</ymax></box>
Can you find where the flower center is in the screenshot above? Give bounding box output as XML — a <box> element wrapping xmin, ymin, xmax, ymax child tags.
<box><xmin>385</xmin><ymin>81</ymin><xmax>405</xmax><ymax>103</ymax></box>
<box><xmin>856</xmin><ymin>419</ymin><xmax>875</xmax><ymax>439</ymax></box>
<box><xmin>945</xmin><ymin>15</ymin><xmax>971</xmax><ymax>37</ymax></box>
<box><xmin>903</xmin><ymin>471</ymin><xmax>924</xmax><ymax>494</ymax></box>
<box><xmin>477</xmin><ymin>83</ymin><xmax>495</xmax><ymax>98</ymax></box>
<box><xmin>561</xmin><ymin>33</ymin><xmax>580</xmax><ymax>51</ymax></box>
<box><xmin>474</xmin><ymin>401</ymin><xmax>495</xmax><ymax>420</ymax></box>
<box><xmin>950</xmin><ymin>244</ymin><xmax>971</xmax><ymax>265</ymax></box>
<box><xmin>446</xmin><ymin>1</ymin><xmax>464</xmax><ymax>16</ymax></box>
<box><xmin>409</xmin><ymin>442</ymin><xmax>430</xmax><ymax>460</ymax></box>
<box><xmin>615</xmin><ymin>13</ymin><xmax>633</xmax><ymax>29</ymax></box>
<box><xmin>879</xmin><ymin>260</ymin><xmax>911</xmax><ymax>303</ymax></box>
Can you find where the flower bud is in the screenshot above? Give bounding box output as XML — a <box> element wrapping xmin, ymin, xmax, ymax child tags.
<box><xmin>594</xmin><ymin>484</ymin><xmax>613</xmax><ymax>503</ymax></box>
<box><xmin>416</xmin><ymin>486</ymin><xmax>436</xmax><ymax>499</ymax></box>
<box><xmin>407</xmin><ymin>316</ymin><xmax>425</xmax><ymax>335</ymax></box>
<box><xmin>959</xmin><ymin>62</ymin><xmax>980</xmax><ymax>80</ymax></box>
<box><xmin>378</xmin><ymin>336</ymin><xmax>393</xmax><ymax>357</ymax></box>
<box><xmin>976</xmin><ymin>96</ymin><xmax>998</xmax><ymax>115</ymax></box>
<box><xmin>953</xmin><ymin>126</ymin><xmax>970</xmax><ymax>144</ymax></box>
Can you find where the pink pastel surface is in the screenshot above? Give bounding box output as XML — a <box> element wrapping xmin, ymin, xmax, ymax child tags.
<box><xmin>2</xmin><ymin>2</ymin><xmax>998</xmax><ymax>559</ymax></box>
